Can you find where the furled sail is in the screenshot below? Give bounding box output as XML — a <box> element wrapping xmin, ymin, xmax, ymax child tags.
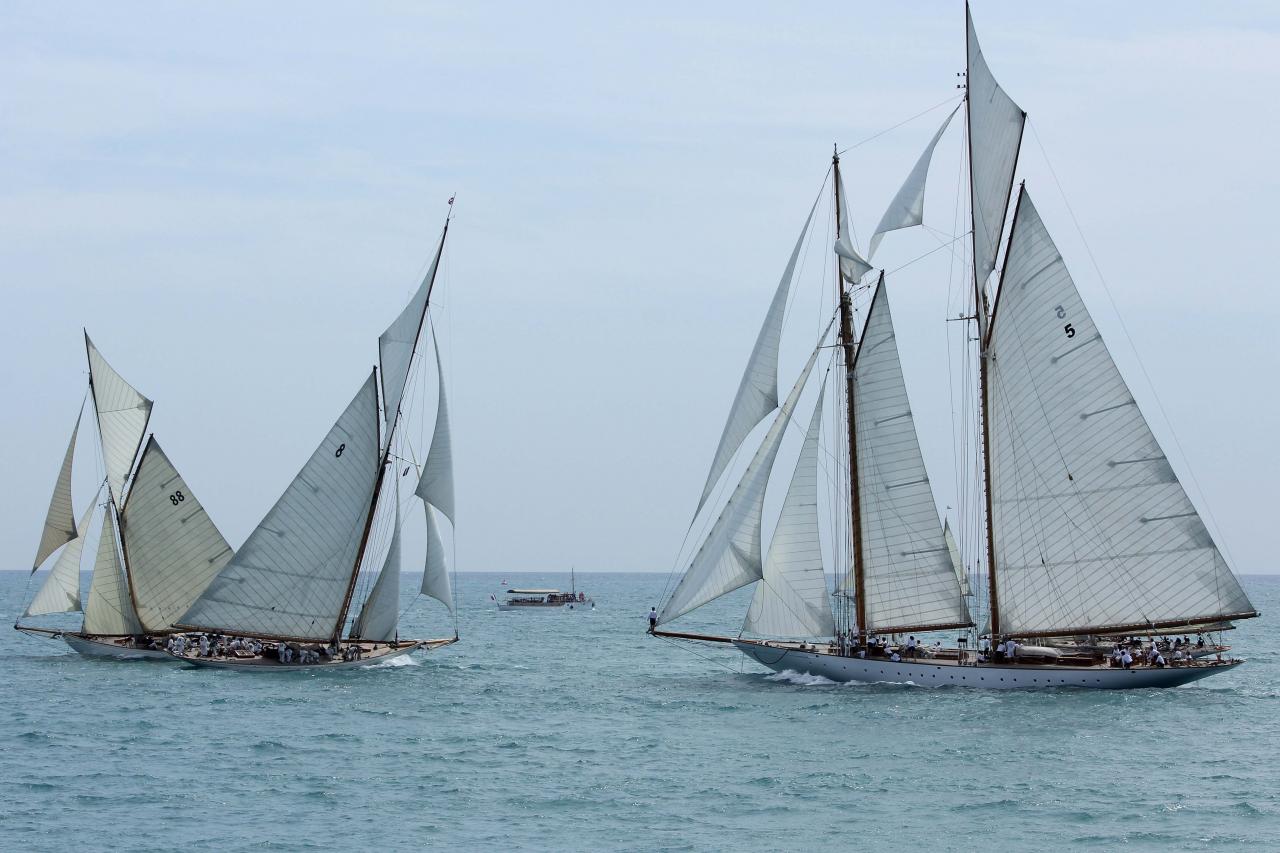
<box><xmin>986</xmin><ymin>189</ymin><xmax>1255</xmax><ymax>636</ymax></box>
<box><xmin>658</xmin><ymin>321</ymin><xmax>831</xmax><ymax>626</ymax></box>
<box><xmin>26</xmin><ymin>495</ymin><xmax>98</xmax><ymax>617</ymax></box>
<box><xmin>853</xmin><ymin>277</ymin><xmax>970</xmax><ymax>632</ymax></box>
<box><xmin>379</xmin><ymin>227</ymin><xmax>446</xmax><ymax>430</ymax></box>
<box><xmin>32</xmin><ymin>408</ymin><xmax>82</xmax><ymax>571</ymax></box>
<box><xmin>869</xmin><ymin>106</ymin><xmax>958</xmax><ymax>259</ymax></box>
<box><xmin>421</xmin><ymin>502</ymin><xmax>455</xmax><ymax>615</ymax></box>
<box><xmin>966</xmin><ymin>6</ymin><xmax>1025</xmax><ymax>297</ymax></box>
<box><xmin>86</xmin><ymin>335</ymin><xmax>153</xmax><ymax>503</ymax></box>
<box><xmin>944</xmin><ymin>520</ymin><xmax>971</xmax><ymax>597</ymax></box>
<box><xmin>179</xmin><ymin>372</ymin><xmax>382</xmax><ymax>641</ymax></box>
<box><xmin>120</xmin><ymin>437</ymin><xmax>234</xmax><ymax>632</ymax></box>
<box><xmin>354</xmin><ymin>502</ymin><xmax>401</xmax><ymax>642</ymax></box>
<box><xmin>82</xmin><ymin>513</ymin><xmax>143</xmax><ymax>636</ymax></box>
<box><xmin>743</xmin><ymin>387</ymin><xmax>835</xmax><ymax>638</ymax></box>
<box><xmin>834</xmin><ymin>174</ymin><xmax>873</xmax><ymax>284</ymax></box>
<box><xmin>415</xmin><ymin>335</ymin><xmax>455</xmax><ymax>524</ymax></box>
<box><xmin>696</xmin><ymin>196</ymin><xmax>819</xmax><ymax>515</ymax></box>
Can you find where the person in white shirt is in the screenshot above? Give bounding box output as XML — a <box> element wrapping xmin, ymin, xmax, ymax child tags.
<box><xmin>906</xmin><ymin>636</ymin><xmax>917</xmax><ymax>658</ymax></box>
<box><xmin>648</xmin><ymin>608</ymin><xmax>658</xmax><ymax>633</ymax></box>
<box><xmin>890</xmin><ymin>651</ymin><xmax>901</xmax><ymax>662</ymax></box>
<box><xmin>1120</xmin><ymin>650</ymin><xmax>1133</xmax><ymax>669</ymax></box>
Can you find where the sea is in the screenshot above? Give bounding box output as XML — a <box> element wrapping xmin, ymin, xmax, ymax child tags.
<box><xmin>3</xmin><ymin>571</ymin><xmax>1279</xmax><ymax>852</ymax></box>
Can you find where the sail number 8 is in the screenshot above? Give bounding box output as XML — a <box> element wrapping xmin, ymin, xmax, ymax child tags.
<box><xmin>335</xmin><ymin>443</ymin><xmax>346</xmax><ymax>458</ymax></box>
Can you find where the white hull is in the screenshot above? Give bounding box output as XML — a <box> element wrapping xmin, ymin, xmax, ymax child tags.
<box><xmin>733</xmin><ymin>641</ymin><xmax>1241</xmax><ymax>690</ymax></box>
<box><xmin>497</xmin><ymin>602</ymin><xmax>594</xmax><ymax>612</ymax></box>
<box><xmin>63</xmin><ymin>634</ymin><xmax>171</xmax><ymax>661</ymax></box>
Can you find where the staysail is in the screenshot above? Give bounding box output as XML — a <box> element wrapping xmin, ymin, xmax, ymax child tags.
<box><xmin>85</xmin><ymin>335</ymin><xmax>153</xmax><ymax>503</ymax></box>
<box><xmin>82</xmin><ymin>513</ymin><xmax>144</xmax><ymax>636</ymax></box>
<box><xmin>415</xmin><ymin>334</ymin><xmax>455</xmax><ymax>525</ymax></box>
<box><xmin>696</xmin><ymin>196</ymin><xmax>820</xmax><ymax>515</ymax></box>
<box><xmin>26</xmin><ymin>495</ymin><xmax>99</xmax><ymax>617</ymax></box>
<box><xmin>986</xmin><ymin>189</ymin><xmax>1256</xmax><ymax>636</ymax></box>
<box><xmin>421</xmin><ymin>503</ymin><xmax>455</xmax><ymax>615</ymax></box>
<box><xmin>743</xmin><ymin>386</ymin><xmax>835</xmax><ymax>638</ymax></box>
<box><xmin>120</xmin><ymin>437</ymin><xmax>234</xmax><ymax>632</ymax></box>
<box><xmin>379</xmin><ymin>227</ymin><xmax>446</xmax><ymax>430</ymax></box>
<box><xmin>853</xmin><ymin>278</ymin><xmax>970</xmax><ymax>633</ymax></box>
<box><xmin>178</xmin><ymin>372</ymin><xmax>382</xmax><ymax>641</ymax></box>
<box><xmin>353</xmin><ymin>502</ymin><xmax>401</xmax><ymax>642</ymax></box>
<box><xmin>658</xmin><ymin>321</ymin><xmax>831</xmax><ymax>626</ymax></box>
<box><xmin>32</xmin><ymin>408</ymin><xmax>82</xmax><ymax>571</ymax></box>
<box><xmin>869</xmin><ymin>106</ymin><xmax>958</xmax><ymax>259</ymax></box>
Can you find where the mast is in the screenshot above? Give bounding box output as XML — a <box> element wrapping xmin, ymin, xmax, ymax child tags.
<box><xmin>833</xmin><ymin>149</ymin><xmax>866</xmax><ymax>643</ymax></box>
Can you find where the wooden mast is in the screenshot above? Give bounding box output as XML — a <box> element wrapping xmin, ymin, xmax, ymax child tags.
<box><xmin>833</xmin><ymin>150</ymin><xmax>867</xmax><ymax>644</ymax></box>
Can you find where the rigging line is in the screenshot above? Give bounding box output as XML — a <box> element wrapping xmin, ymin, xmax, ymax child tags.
<box><xmin>884</xmin><ymin>232</ymin><xmax>970</xmax><ymax>278</ymax></box>
<box><xmin>653</xmin><ymin>632</ymin><xmax>741</xmax><ymax>674</ymax></box>
<box><xmin>837</xmin><ymin>95</ymin><xmax>964</xmax><ymax>156</ymax></box>
<box><xmin>1026</xmin><ymin>120</ymin><xmax>1242</xmax><ymax>573</ymax></box>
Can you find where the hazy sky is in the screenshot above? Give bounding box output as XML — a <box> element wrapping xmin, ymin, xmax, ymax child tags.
<box><xmin>3</xmin><ymin>2</ymin><xmax>1278</xmax><ymax>579</ymax></box>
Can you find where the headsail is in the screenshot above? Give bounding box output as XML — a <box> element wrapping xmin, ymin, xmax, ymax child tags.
<box><xmin>26</xmin><ymin>495</ymin><xmax>99</xmax><ymax>617</ymax></box>
<box><xmin>82</xmin><ymin>513</ymin><xmax>143</xmax><ymax>636</ymax></box>
<box><xmin>379</xmin><ymin>227</ymin><xmax>446</xmax><ymax>431</ymax></box>
<box><xmin>658</xmin><ymin>320</ymin><xmax>831</xmax><ymax>626</ymax></box>
<box><xmin>85</xmin><ymin>335</ymin><xmax>153</xmax><ymax>503</ymax></box>
<box><xmin>415</xmin><ymin>334</ymin><xmax>455</xmax><ymax>525</ymax></box>
<box><xmin>353</xmin><ymin>502</ymin><xmax>401</xmax><ymax>642</ymax></box>
<box><xmin>834</xmin><ymin>173</ymin><xmax>873</xmax><ymax>284</ymax></box>
<box><xmin>32</xmin><ymin>408</ymin><xmax>82</xmax><ymax>571</ymax></box>
<box><xmin>120</xmin><ymin>437</ymin><xmax>234</xmax><ymax>632</ymax></box>
<box><xmin>869</xmin><ymin>106</ymin><xmax>958</xmax><ymax>259</ymax></box>
<box><xmin>853</xmin><ymin>278</ymin><xmax>970</xmax><ymax>633</ymax></box>
<box><xmin>966</xmin><ymin>4</ymin><xmax>1025</xmax><ymax>303</ymax></box>
<box><xmin>986</xmin><ymin>189</ymin><xmax>1255</xmax><ymax>636</ymax></box>
<box><xmin>696</xmin><ymin>196</ymin><xmax>820</xmax><ymax>515</ymax></box>
<box><xmin>421</xmin><ymin>502</ymin><xmax>455</xmax><ymax>615</ymax></box>
<box><xmin>178</xmin><ymin>372</ymin><xmax>381</xmax><ymax>642</ymax></box>
<box><xmin>743</xmin><ymin>386</ymin><xmax>835</xmax><ymax>638</ymax></box>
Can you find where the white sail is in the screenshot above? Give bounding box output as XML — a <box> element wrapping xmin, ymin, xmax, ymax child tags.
<box><xmin>32</xmin><ymin>409</ymin><xmax>81</xmax><ymax>571</ymax></box>
<box><xmin>379</xmin><ymin>228</ymin><xmax>445</xmax><ymax>429</ymax></box>
<box><xmin>696</xmin><ymin>197</ymin><xmax>820</xmax><ymax>515</ymax></box>
<box><xmin>26</xmin><ymin>496</ymin><xmax>98</xmax><ymax>617</ymax></box>
<box><xmin>967</xmin><ymin>5</ymin><xmax>1025</xmax><ymax>295</ymax></box>
<box><xmin>986</xmin><ymin>189</ymin><xmax>1255</xmax><ymax>636</ymax></box>
<box><xmin>743</xmin><ymin>387</ymin><xmax>835</xmax><ymax>638</ymax></box>
<box><xmin>82</xmin><ymin>512</ymin><xmax>143</xmax><ymax>636</ymax></box>
<box><xmin>415</xmin><ymin>335</ymin><xmax>455</xmax><ymax>525</ymax></box>
<box><xmin>658</xmin><ymin>321</ymin><xmax>830</xmax><ymax>626</ymax></box>
<box><xmin>869</xmin><ymin>106</ymin><xmax>958</xmax><ymax>259</ymax></box>
<box><xmin>421</xmin><ymin>502</ymin><xmax>455</xmax><ymax>615</ymax></box>
<box><xmin>854</xmin><ymin>278</ymin><xmax>970</xmax><ymax>632</ymax></box>
<box><xmin>834</xmin><ymin>173</ymin><xmax>873</xmax><ymax>284</ymax></box>
<box><xmin>179</xmin><ymin>373</ymin><xmax>382</xmax><ymax>641</ymax></box>
<box><xmin>944</xmin><ymin>520</ymin><xmax>971</xmax><ymax>597</ymax></box>
<box><xmin>354</xmin><ymin>503</ymin><xmax>401</xmax><ymax>642</ymax></box>
<box><xmin>120</xmin><ymin>437</ymin><xmax>234</xmax><ymax>632</ymax></box>
<box><xmin>86</xmin><ymin>335</ymin><xmax>153</xmax><ymax>503</ymax></box>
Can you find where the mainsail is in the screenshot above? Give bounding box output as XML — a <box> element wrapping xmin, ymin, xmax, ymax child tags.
<box><xmin>869</xmin><ymin>106</ymin><xmax>958</xmax><ymax>259</ymax></box>
<box><xmin>415</xmin><ymin>334</ymin><xmax>456</xmax><ymax>525</ymax></box>
<box><xmin>353</xmin><ymin>502</ymin><xmax>401</xmax><ymax>642</ymax></box>
<box><xmin>658</xmin><ymin>322</ymin><xmax>830</xmax><ymax>626</ymax></box>
<box><xmin>26</xmin><ymin>496</ymin><xmax>98</xmax><ymax>617</ymax></box>
<box><xmin>31</xmin><ymin>408</ymin><xmax>82</xmax><ymax>571</ymax></box>
<box><xmin>178</xmin><ymin>372</ymin><xmax>381</xmax><ymax>641</ymax></box>
<box><xmin>85</xmin><ymin>335</ymin><xmax>153</xmax><ymax>503</ymax></box>
<box><xmin>121</xmin><ymin>437</ymin><xmax>234</xmax><ymax>632</ymax></box>
<box><xmin>379</xmin><ymin>227</ymin><xmax>446</xmax><ymax>430</ymax></box>
<box><xmin>696</xmin><ymin>197</ymin><xmax>820</xmax><ymax>515</ymax></box>
<box><xmin>853</xmin><ymin>278</ymin><xmax>970</xmax><ymax>633</ymax></box>
<box><xmin>985</xmin><ymin>189</ymin><xmax>1256</xmax><ymax>636</ymax></box>
<box><xmin>82</xmin><ymin>513</ymin><xmax>144</xmax><ymax>636</ymax></box>
<box><xmin>743</xmin><ymin>386</ymin><xmax>835</xmax><ymax>638</ymax></box>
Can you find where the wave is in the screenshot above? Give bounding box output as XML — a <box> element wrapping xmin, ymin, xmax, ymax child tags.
<box><xmin>363</xmin><ymin>655</ymin><xmax>419</xmax><ymax>668</ymax></box>
<box><xmin>764</xmin><ymin>669</ymin><xmax>837</xmax><ymax>687</ymax></box>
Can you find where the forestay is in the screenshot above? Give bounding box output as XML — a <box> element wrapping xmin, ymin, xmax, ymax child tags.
<box><xmin>743</xmin><ymin>387</ymin><xmax>835</xmax><ymax>638</ymax></box>
<box><xmin>869</xmin><ymin>107</ymin><xmax>958</xmax><ymax>259</ymax></box>
<box><xmin>966</xmin><ymin>6</ymin><xmax>1025</xmax><ymax>297</ymax></box>
<box><xmin>26</xmin><ymin>496</ymin><xmax>98</xmax><ymax>617</ymax></box>
<box><xmin>354</xmin><ymin>502</ymin><xmax>401</xmax><ymax>642</ymax></box>
<box><xmin>32</xmin><ymin>409</ymin><xmax>81</xmax><ymax>570</ymax></box>
<box><xmin>415</xmin><ymin>335</ymin><xmax>455</xmax><ymax>524</ymax></box>
<box><xmin>986</xmin><ymin>189</ymin><xmax>1255</xmax><ymax>636</ymax></box>
<box><xmin>421</xmin><ymin>502</ymin><xmax>454</xmax><ymax>615</ymax></box>
<box><xmin>82</xmin><ymin>513</ymin><xmax>143</xmax><ymax>636</ymax></box>
<box><xmin>121</xmin><ymin>437</ymin><xmax>234</xmax><ymax>632</ymax></box>
<box><xmin>658</xmin><ymin>321</ymin><xmax>831</xmax><ymax>626</ymax></box>
<box><xmin>86</xmin><ymin>335</ymin><xmax>153</xmax><ymax>503</ymax></box>
<box><xmin>854</xmin><ymin>278</ymin><xmax>970</xmax><ymax>632</ymax></box>
<box><xmin>834</xmin><ymin>174</ymin><xmax>873</xmax><ymax>284</ymax></box>
<box><xmin>697</xmin><ymin>196</ymin><xmax>819</xmax><ymax>515</ymax></box>
<box><xmin>179</xmin><ymin>373</ymin><xmax>381</xmax><ymax>641</ymax></box>
<box><xmin>379</xmin><ymin>227</ymin><xmax>445</xmax><ymax>430</ymax></box>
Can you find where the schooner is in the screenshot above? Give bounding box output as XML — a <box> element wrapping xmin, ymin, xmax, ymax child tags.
<box><xmin>168</xmin><ymin>206</ymin><xmax>460</xmax><ymax>670</ymax></box>
<box><xmin>650</xmin><ymin>5</ymin><xmax>1258</xmax><ymax>689</ymax></box>
<box><xmin>15</xmin><ymin>335</ymin><xmax>233</xmax><ymax>659</ymax></box>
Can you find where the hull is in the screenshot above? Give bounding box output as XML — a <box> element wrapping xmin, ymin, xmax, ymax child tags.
<box><xmin>733</xmin><ymin>640</ymin><xmax>1242</xmax><ymax>690</ymax></box>
<box><xmin>171</xmin><ymin>638</ymin><xmax>456</xmax><ymax>672</ymax></box>
<box><xmin>498</xmin><ymin>601</ymin><xmax>594</xmax><ymax>612</ymax></box>
<box><xmin>63</xmin><ymin>634</ymin><xmax>172</xmax><ymax>661</ymax></box>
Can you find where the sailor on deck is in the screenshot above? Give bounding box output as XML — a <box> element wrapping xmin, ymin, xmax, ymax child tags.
<box><xmin>648</xmin><ymin>607</ymin><xmax>658</xmax><ymax>633</ymax></box>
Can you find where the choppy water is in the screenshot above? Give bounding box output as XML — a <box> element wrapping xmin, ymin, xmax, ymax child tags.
<box><xmin>3</xmin><ymin>571</ymin><xmax>1279</xmax><ymax>852</ymax></box>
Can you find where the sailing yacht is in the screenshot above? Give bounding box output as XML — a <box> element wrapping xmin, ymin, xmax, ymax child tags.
<box><xmin>650</xmin><ymin>5</ymin><xmax>1257</xmax><ymax>689</ymax></box>
<box><xmin>168</xmin><ymin>206</ymin><xmax>460</xmax><ymax>671</ymax></box>
<box><xmin>15</xmin><ymin>336</ymin><xmax>233</xmax><ymax>659</ymax></box>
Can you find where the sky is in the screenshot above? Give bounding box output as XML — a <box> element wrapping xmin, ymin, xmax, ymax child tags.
<box><xmin>2</xmin><ymin>1</ymin><xmax>1278</xmax><ymax>580</ymax></box>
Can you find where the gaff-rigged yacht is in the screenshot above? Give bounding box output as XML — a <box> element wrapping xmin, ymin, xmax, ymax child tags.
<box><xmin>651</xmin><ymin>5</ymin><xmax>1257</xmax><ymax>689</ymax></box>
<box><xmin>168</xmin><ymin>204</ymin><xmax>461</xmax><ymax>671</ymax></box>
<box><xmin>14</xmin><ymin>336</ymin><xmax>234</xmax><ymax>659</ymax></box>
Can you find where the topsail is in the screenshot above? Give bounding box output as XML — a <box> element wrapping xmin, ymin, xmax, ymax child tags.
<box><xmin>85</xmin><ymin>335</ymin><xmax>153</xmax><ymax>503</ymax></box>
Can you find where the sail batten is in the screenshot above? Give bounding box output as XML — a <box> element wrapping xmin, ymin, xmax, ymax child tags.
<box><xmin>85</xmin><ymin>335</ymin><xmax>153</xmax><ymax>503</ymax></box>
<box><xmin>32</xmin><ymin>408</ymin><xmax>82</xmax><ymax>571</ymax></box>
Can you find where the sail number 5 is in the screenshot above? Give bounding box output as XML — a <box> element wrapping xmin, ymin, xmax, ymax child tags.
<box><xmin>1055</xmin><ymin>305</ymin><xmax>1075</xmax><ymax>338</ymax></box>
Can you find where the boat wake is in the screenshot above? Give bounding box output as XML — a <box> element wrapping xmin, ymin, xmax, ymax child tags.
<box><xmin>764</xmin><ymin>669</ymin><xmax>837</xmax><ymax>687</ymax></box>
<box><xmin>363</xmin><ymin>655</ymin><xmax>419</xmax><ymax>669</ymax></box>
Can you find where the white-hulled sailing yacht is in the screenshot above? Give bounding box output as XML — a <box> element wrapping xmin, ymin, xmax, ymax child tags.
<box><xmin>651</xmin><ymin>5</ymin><xmax>1257</xmax><ymax>689</ymax></box>
<box><xmin>168</xmin><ymin>205</ymin><xmax>460</xmax><ymax>671</ymax></box>
<box><xmin>15</xmin><ymin>336</ymin><xmax>234</xmax><ymax>659</ymax></box>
